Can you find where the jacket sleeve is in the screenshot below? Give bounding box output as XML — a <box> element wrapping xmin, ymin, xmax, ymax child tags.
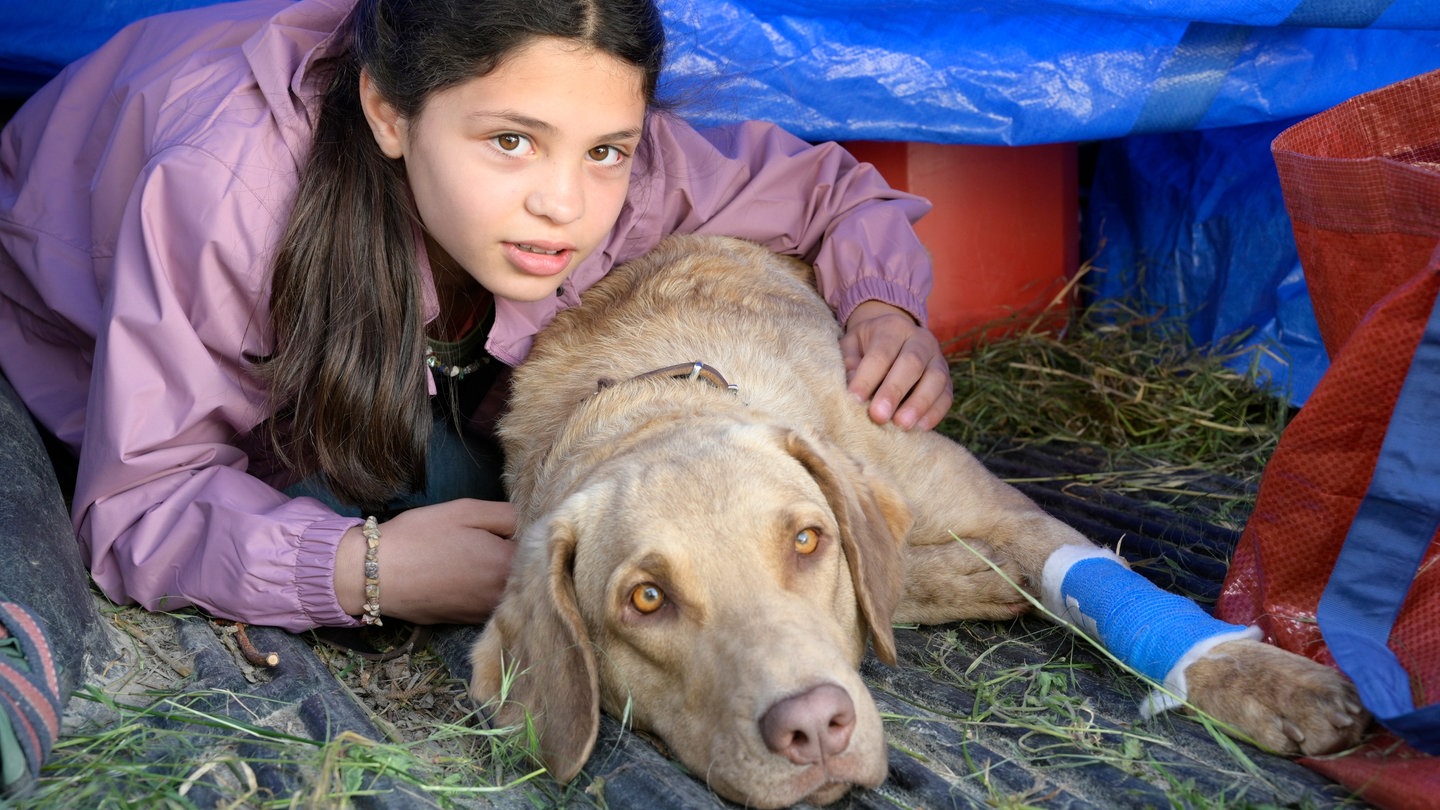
<box><xmin>75</xmin><ymin>144</ymin><xmax>362</xmax><ymax>632</ymax></box>
<box><xmin>627</xmin><ymin>114</ymin><xmax>935</xmax><ymax>326</ymax></box>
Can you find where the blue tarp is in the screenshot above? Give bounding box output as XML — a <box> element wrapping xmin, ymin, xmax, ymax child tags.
<box><xmin>661</xmin><ymin>0</ymin><xmax>1440</xmax><ymax>146</ymax></box>
<box><xmin>5</xmin><ymin>1</ymin><xmax>1440</xmax><ymax>402</ymax></box>
<box><xmin>7</xmin><ymin>1</ymin><xmax>1440</xmax><ymax>145</ymax></box>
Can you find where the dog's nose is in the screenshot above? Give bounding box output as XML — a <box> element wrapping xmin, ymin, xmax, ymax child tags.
<box><xmin>759</xmin><ymin>683</ymin><xmax>856</xmax><ymax>765</ymax></box>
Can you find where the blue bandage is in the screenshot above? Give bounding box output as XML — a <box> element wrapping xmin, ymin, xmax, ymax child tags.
<box><xmin>1041</xmin><ymin>546</ymin><xmax>1257</xmax><ymax>711</ymax></box>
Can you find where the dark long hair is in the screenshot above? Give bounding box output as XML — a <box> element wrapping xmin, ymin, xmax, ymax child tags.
<box><xmin>257</xmin><ymin>0</ymin><xmax>666</xmax><ymax>508</ymax></box>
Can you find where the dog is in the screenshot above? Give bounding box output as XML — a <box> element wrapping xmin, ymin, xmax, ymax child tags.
<box><xmin>468</xmin><ymin>234</ymin><xmax>1367</xmax><ymax>808</ymax></box>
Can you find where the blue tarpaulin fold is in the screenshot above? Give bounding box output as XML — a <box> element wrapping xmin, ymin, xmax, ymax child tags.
<box><xmin>1083</xmin><ymin>119</ymin><xmax>1332</xmax><ymax>403</ymax></box>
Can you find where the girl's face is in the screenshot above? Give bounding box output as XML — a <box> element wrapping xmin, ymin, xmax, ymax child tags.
<box><xmin>363</xmin><ymin>37</ymin><xmax>647</xmax><ymax>302</ymax></box>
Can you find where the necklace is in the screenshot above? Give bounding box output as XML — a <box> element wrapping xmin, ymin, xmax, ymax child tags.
<box><xmin>425</xmin><ymin>345</ymin><xmax>488</xmax><ymax>380</ymax></box>
<box><xmin>425</xmin><ymin>299</ymin><xmax>493</xmax><ymax>380</ymax></box>
<box><xmin>425</xmin><ymin>320</ymin><xmax>490</xmax><ymax>380</ymax></box>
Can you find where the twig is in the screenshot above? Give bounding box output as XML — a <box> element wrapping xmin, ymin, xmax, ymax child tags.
<box><xmin>215</xmin><ymin>620</ymin><xmax>280</xmax><ymax>668</ymax></box>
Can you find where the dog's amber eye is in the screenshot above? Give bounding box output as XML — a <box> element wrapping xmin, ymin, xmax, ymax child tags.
<box><xmin>630</xmin><ymin>583</ymin><xmax>666</xmax><ymax>614</ymax></box>
<box><xmin>794</xmin><ymin>527</ymin><xmax>820</xmax><ymax>555</ymax></box>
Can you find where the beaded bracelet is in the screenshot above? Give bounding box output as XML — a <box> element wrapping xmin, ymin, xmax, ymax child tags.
<box><xmin>361</xmin><ymin>516</ymin><xmax>383</xmax><ymax>626</ymax></box>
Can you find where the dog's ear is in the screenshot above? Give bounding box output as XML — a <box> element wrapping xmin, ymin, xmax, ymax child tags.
<box><xmin>468</xmin><ymin>512</ymin><xmax>599</xmax><ymax>783</ymax></box>
<box><xmin>783</xmin><ymin>429</ymin><xmax>911</xmax><ymax>665</ymax></box>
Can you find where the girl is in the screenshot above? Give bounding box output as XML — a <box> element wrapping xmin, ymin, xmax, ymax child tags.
<box><xmin>0</xmin><ymin>0</ymin><xmax>950</xmax><ymax>632</ymax></box>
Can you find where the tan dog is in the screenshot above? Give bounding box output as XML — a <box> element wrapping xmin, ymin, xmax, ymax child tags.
<box><xmin>469</xmin><ymin>235</ymin><xmax>1366</xmax><ymax>808</ymax></box>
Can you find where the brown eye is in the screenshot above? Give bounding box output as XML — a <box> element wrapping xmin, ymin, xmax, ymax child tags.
<box><xmin>795</xmin><ymin>527</ymin><xmax>820</xmax><ymax>555</ymax></box>
<box><xmin>588</xmin><ymin>144</ymin><xmax>626</xmax><ymax>167</ymax></box>
<box><xmin>630</xmin><ymin>583</ymin><xmax>666</xmax><ymax>614</ymax></box>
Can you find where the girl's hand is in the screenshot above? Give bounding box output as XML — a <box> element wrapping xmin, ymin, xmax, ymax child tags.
<box><xmin>335</xmin><ymin>499</ymin><xmax>517</xmax><ymax>626</ymax></box>
<box><xmin>840</xmin><ymin>300</ymin><xmax>954</xmax><ymax>431</ymax></box>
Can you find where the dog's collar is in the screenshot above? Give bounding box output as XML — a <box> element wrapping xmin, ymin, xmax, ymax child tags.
<box><xmin>597</xmin><ymin>361</ymin><xmax>740</xmax><ymax>396</ymax></box>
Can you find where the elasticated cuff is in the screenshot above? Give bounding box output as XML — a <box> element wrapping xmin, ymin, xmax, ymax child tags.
<box><xmin>834</xmin><ymin>277</ymin><xmax>929</xmax><ymax>330</ymax></box>
<box><xmin>294</xmin><ymin>516</ymin><xmax>365</xmax><ymax>629</ymax></box>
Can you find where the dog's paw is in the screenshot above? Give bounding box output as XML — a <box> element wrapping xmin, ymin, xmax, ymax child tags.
<box><xmin>894</xmin><ymin>540</ymin><xmax>1031</xmax><ymax>624</ymax></box>
<box><xmin>1183</xmin><ymin>638</ymin><xmax>1369</xmax><ymax>756</ymax></box>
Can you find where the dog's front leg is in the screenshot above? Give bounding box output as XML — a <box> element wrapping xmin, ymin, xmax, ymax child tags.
<box><xmin>1037</xmin><ymin>544</ymin><xmax>1368</xmax><ymax>756</ymax></box>
<box><xmin>893</xmin><ymin>540</ymin><xmax>1031</xmax><ymax>624</ymax></box>
<box><xmin>1184</xmin><ymin>638</ymin><xmax>1368</xmax><ymax>755</ymax></box>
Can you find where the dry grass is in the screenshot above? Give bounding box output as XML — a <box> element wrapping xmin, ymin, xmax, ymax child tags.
<box><xmin>941</xmin><ymin>295</ymin><xmax>1291</xmax><ymax>487</ymax></box>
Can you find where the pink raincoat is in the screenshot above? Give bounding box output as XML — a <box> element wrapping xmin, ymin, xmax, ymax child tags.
<box><xmin>0</xmin><ymin>0</ymin><xmax>934</xmax><ymax>630</ymax></box>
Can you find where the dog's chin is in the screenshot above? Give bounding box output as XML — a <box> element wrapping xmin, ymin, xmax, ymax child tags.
<box><xmin>711</xmin><ymin>758</ymin><xmax>882</xmax><ymax>809</ymax></box>
<box><xmin>805</xmin><ymin>780</ymin><xmax>858</xmax><ymax>806</ymax></box>
<box><xmin>714</xmin><ymin>779</ymin><xmax>854</xmax><ymax>810</ymax></box>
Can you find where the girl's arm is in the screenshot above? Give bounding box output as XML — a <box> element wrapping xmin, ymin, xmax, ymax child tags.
<box><xmin>75</xmin><ymin>145</ymin><xmax>367</xmax><ymax>632</ymax></box>
<box><xmin>628</xmin><ymin>115</ymin><xmax>951</xmax><ymax>428</ymax></box>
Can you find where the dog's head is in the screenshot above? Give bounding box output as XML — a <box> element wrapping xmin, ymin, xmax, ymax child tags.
<box><xmin>469</xmin><ymin>421</ymin><xmax>910</xmax><ymax>807</ymax></box>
